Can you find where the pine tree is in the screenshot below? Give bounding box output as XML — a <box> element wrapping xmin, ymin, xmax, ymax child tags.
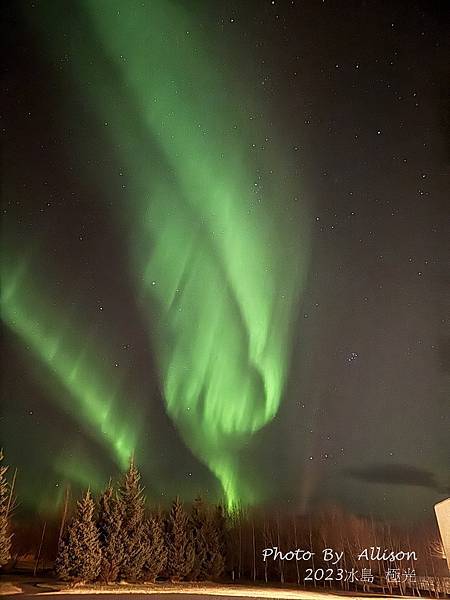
<box><xmin>97</xmin><ymin>483</ymin><xmax>124</xmax><ymax>582</ymax></box>
<box><xmin>0</xmin><ymin>451</ymin><xmax>12</xmax><ymax>567</ymax></box>
<box><xmin>214</xmin><ymin>504</ymin><xmax>227</xmax><ymax>552</ymax></box>
<box><xmin>118</xmin><ymin>459</ymin><xmax>149</xmax><ymax>581</ymax></box>
<box><xmin>166</xmin><ymin>496</ymin><xmax>195</xmax><ymax>581</ymax></box>
<box><xmin>144</xmin><ymin>512</ymin><xmax>167</xmax><ymax>582</ymax></box>
<box><xmin>55</xmin><ymin>489</ymin><xmax>102</xmax><ymax>582</ymax></box>
<box><xmin>189</xmin><ymin>497</ymin><xmax>208</xmax><ymax>580</ymax></box>
<box><xmin>202</xmin><ymin>505</ymin><xmax>226</xmax><ymax>580</ymax></box>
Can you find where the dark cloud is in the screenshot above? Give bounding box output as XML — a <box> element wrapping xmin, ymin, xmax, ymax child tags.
<box><xmin>345</xmin><ymin>463</ymin><xmax>446</xmax><ymax>492</ymax></box>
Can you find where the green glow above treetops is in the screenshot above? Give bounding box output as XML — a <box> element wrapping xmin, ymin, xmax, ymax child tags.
<box><xmin>13</xmin><ymin>0</ymin><xmax>310</xmax><ymax>510</ymax></box>
<box><xmin>1</xmin><ymin>251</ymin><xmax>138</xmax><ymax>474</ymax></box>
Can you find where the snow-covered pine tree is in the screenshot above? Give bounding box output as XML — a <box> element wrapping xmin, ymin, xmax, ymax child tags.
<box><xmin>118</xmin><ymin>459</ymin><xmax>149</xmax><ymax>581</ymax></box>
<box><xmin>166</xmin><ymin>496</ymin><xmax>194</xmax><ymax>581</ymax></box>
<box><xmin>55</xmin><ymin>489</ymin><xmax>102</xmax><ymax>582</ymax></box>
<box><xmin>97</xmin><ymin>483</ymin><xmax>124</xmax><ymax>582</ymax></box>
<box><xmin>144</xmin><ymin>512</ymin><xmax>167</xmax><ymax>582</ymax></box>
<box><xmin>0</xmin><ymin>451</ymin><xmax>12</xmax><ymax>567</ymax></box>
<box><xmin>189</xmin><ymin>497</ymin><xmax>208</xmax><ymax>580</ymax></box>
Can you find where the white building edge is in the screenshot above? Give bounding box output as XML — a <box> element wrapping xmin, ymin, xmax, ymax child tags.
<box><xmin>434</xmin><ymin>497</ymin><xmax>450</xmax><ymax>572</ymax></box>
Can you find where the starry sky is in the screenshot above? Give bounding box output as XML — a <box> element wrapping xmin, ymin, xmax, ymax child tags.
<box><xmin>1</xmin><ymin>0</ymin><xmax>449</xmax><ymax>523</ymax></box>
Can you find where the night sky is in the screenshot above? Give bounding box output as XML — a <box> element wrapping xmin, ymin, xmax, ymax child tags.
<box><xmin>1</xmin><ymin>0</ymin><xmax>449</xmax><ymax>523</ymax></box>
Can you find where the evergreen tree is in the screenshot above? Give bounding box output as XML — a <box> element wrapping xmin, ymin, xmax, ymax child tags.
<box><xmin>212</xmin><ymin>504</ymin><xmax>228</xmax><ymax>574</ymax></box>
<box><xmin>144</xmin><ymin>512</ymin><xmax>167</xmax><ymax>582</ymax></box>
<box><xmin>166</xmin><ymin>496</ymin><xmax>194</xmax><ymax>581</ymax></box>
<box><xmin>97</xmin><ymin>483</ymin><xmax>124</xmax><ymax>582</ymax></box>
<box><xmin>189</xmin><ymin>497</ymin><xmax>208</xmax><ymax>580</ymax></box>
<box><xmin>55</xmin><ymin>490</ymin><xmax>102</xmax><ymax>582</ymax></box>
<box><xmin>201</xmin><ymin>505</ymin><xmax>226</xmax><ymax>579</ymax></box>
<box><xmin>0</xmin><ymin>451</ymin><xmax>12</xmax><ymax>567</ymax></box>
<box><xmin>118</xmin><ymin>459</ymin><xmax>149</xmax><ymax>581</ymax></box>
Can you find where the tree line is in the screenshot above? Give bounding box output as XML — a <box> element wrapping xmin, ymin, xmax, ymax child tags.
<box><xmin>2</xmin><ymin>450</ymin><xmax>448</xmax><ymax>596</ymax></box>
<box><xmin>55</xmin><ymin>460</ymin><xmax>227</xmax><ymax>583</ymax></box>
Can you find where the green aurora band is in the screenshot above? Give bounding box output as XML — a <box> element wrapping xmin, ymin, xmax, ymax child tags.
<box><xmin>1</xmin><ymin>252</ymin><xmax>138</xmax><ymax>475</ymax></box>
<box><xmin>18</xmin><ymin>0</ymin><xmax>309</xmax><ymax>509</ymax></box>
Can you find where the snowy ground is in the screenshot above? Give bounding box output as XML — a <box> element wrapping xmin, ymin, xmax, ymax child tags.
<box><xmin>39</xmin><ymin>593</ymin><xmax>419</xmax><ymax>600</ymax></box>
<box><xmin>0</xmin><ymin>577</ymin><xmax>425</xmax><ymax>599</ymax></box>
<box><xmin>0</xmin><ymin>582</ymin><xmax>23</xmax><ymax>596</ymax></box>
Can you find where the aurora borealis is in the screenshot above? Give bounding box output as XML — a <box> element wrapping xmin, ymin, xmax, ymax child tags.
<box><xmin>81</xmin><ymin>0</ymin><xmax>308</xmax><ymax>508</ymax></box>
<box><xmin>1</xmin><ymin>251</ymin><xmax>138</xmax><ymax>471</ymax></box>
<box><xmin>2</xmin><ymin>0</ymin><xmax>449</xmax><ymax>522</ymax></box>
<box><xmin>3</xmin><ymin>0</ymin><xmax>308</xmax><ymax>511</ymax></box>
